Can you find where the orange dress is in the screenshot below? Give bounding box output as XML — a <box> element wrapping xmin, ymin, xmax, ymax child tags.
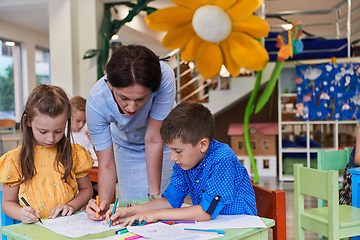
<box><xmin>0</xmin><ymin>144</ymin><xmax>94</xmax><ymax>218</ymax></box>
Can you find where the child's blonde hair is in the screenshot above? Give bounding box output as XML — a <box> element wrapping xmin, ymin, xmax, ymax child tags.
<box><xmin>70</xmin><ymin>96</ymin><xmax>86</xmax><ymax>113</ymax></box>
<box><xmin>20</xmin><ymin>84</ymin><xmax>73</xmax><ymax>185</ymax></box>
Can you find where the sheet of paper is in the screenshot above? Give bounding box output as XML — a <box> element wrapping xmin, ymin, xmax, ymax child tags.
<box><xmin>127</xmin><ymin>222</ymin><xmax>220</xmax><ymax>240</ymax></box>
<box><xmin>36</xmin><ymin>212</ymin><xmax>123</xmax><ymax>238</ymax></box>
<box><xmin>175</xmin><ymin>215</ymin><xmax>266</xmax><ymax>230</ymax></box>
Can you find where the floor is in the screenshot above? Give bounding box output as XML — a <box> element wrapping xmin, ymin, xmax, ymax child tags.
<box><xmin>255</xmin><ymin>177</ymin><xmax>319</xmax><ymax>240</ymax></box>
<box><xmin>1</xmin><ymin>177</ymin><xmax>320</xmax><ymax>240</ymax></box>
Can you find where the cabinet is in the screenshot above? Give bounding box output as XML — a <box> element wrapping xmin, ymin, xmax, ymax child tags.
<box><xmin>277</xmin><ymin>59</ymin><xmax>359</xmax><ymax>181</ymax></box>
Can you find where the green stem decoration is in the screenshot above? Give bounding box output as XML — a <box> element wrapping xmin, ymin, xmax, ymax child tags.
<box><xmin>244</xmin><ymin>60</ymin><xmax>285</xmax><ymax>183</ymax></box>
<box><xmin>244</xmin><ymin>70</ymin><xmax>262</xmax><ymax>183</ymax></box>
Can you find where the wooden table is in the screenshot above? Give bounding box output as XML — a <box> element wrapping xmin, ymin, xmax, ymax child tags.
<box><xmin>1</xmin><ymin>197</ymin><xmax>275</xmax><ymax>240</ymax></box>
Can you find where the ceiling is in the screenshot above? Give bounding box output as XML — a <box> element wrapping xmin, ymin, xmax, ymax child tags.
<box><xmin>0</xmin><ymin>0</ymin><xmax>359</xmax><ymax>56</ymax></box>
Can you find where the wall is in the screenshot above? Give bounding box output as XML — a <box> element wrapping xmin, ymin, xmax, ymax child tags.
<box><xmin>214</xmin><ymin>83</ymin><xmax>279</xmax><ymax>145</ymax></box>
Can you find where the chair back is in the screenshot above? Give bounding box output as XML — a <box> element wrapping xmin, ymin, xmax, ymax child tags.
<box><xmin>0</xmin><ymin>119</ymin><xmax>16</xmax><ymax>137</ymax></box>
<box><xmin>294</xmin><ymin>164</ymin><xmax>340</xmax><ymax>234</ymax></box>
<box><xmin>317</xmin><ymin>148</ymin><xmax>351</xmax><ymax>172</ymax></box>
<box><xmin>252</xmin><ymin>183</ymin><xmax>286</xmax><ymax>240</ymax></box>
<box><xmin>1</xmin><ymin>191</ymin><xmax>20</xmax><ymax>240</ymax></box>
<box><xmin>317</xmin><ymin>148</ymin><xmax>351</xmax><ymax>210</ymax></box>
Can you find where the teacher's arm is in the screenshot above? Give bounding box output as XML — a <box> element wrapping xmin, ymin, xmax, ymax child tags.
<box><xmin>145</xmin><ymin>116</ymin><xmax>164</xmax><ymax>198</ymax></box>
<box><xmin>86</xmin><ymin>146</ymin><xmax>117</xmax><ymax>220</ymax></box>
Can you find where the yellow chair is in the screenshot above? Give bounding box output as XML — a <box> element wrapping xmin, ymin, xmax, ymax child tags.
<box><xmin>294</xmin><ymin>164</ymin><xmax>360</xmax><ymax>240</ymax></box>
<box><xmin>0</xmin><ymin>119</ymin><xmax>21</xmax><ymax>156</ymax></box>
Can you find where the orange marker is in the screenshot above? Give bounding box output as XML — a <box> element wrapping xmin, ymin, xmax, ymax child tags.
<box><xmin>96</xmin><ymin>195</ymin><xmax>99</xmax><ymax>219</ymax></box>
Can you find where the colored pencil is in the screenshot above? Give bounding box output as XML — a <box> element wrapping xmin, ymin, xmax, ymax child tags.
<box><xmin>159</xmin><ymin>220</ymin><xmax>196</xmax><ymax>224</ymax></box>
<box><xmin>184</xmin><ymin>228</ymin><xmax>225</xmax><ymax>234</ymax></box>
<box><xmin>20</xmin><ymin>197</ymin><xmax>43</xmax><ymax>224</ymax></box>
<box><xmin>109</xmin><ymin>197</ymin><xmax>119</xmax><ymax>227</ymax></box>
<box><xmin>96</xmin><ymin>195</ymin><xmax>99</xmax><ymax>219</ymax></box>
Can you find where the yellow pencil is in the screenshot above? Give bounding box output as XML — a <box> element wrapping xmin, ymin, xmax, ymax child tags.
<box><xmin>96</xmin><ymin>195</ymin><xmax>99</xmax><ymax>219</ymax></box>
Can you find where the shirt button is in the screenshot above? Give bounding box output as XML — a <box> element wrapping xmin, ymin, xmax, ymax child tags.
<box><xmin>196</xmin><ymin>180</ymin><xmax>199</xmax><ymax>183</ymax></box>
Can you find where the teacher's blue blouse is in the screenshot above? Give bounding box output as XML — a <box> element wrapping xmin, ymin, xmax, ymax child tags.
<box><xmin>162</xmin><ymin>140</ymin><xmax>257</xmax><ymax>219</ymax></box>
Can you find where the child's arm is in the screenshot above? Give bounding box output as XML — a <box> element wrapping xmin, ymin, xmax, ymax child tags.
<box><xmin>120</xmin><ymin>205</ymin><xmax>212</xmax><ymax>227</ymax></box>
<box><xmin>2</xmin><ymin>184</ymin><xmax>41</xmax><ymax>223</ymax></box>
<box><xmin>48</xmin><ymin>175</ymin><xmax>93</xmax><ymax>219</ymax></box>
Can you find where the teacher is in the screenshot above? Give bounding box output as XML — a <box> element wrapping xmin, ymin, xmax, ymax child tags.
<box><xmin>86</xmin><ymin>45</ymin><xmax>175</xmax><ymax>220</ymax></box>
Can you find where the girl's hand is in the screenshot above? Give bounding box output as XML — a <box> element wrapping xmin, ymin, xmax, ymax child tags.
<box><xmin>106</xmin><ymin>206</ymin><xmax>134</xmax><ymax>226</ymax></box>
<box><xmin>48</xmin><ymin>204</ymin><xmax>74</xmax><ymax>219</ymax></box>
<box><xmin>86</xmin><ymin>198</ymin><xmax>109</xmax><ymax>221</ymax></box>
<box><xmin>20</xmin><ymin>206</ymin><xmax>41</xmax><ymax>224</ymax></box>
<box><xmin>120</xmin><ymin>211</ymin><xmax>158</xmax><ymax>227</ymax></box>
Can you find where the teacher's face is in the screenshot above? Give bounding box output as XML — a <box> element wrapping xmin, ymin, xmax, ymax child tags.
<box><xmin>108</xmin><ymin>82</ymin><xmax>152</xmax><ymax>117</ymax></box>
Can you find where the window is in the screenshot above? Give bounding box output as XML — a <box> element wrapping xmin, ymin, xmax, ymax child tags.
<box><xmin>263</xmin><ymin>141</ymin><xmax>269</xmax><ymax>150</ymax></box>
<box><xmin>251</xmin><ymin>141</ymin><xmax>256</xmax><ymax>150</ymax></box>
<box><xmin>238</xmin><ymin>141</ymin><xmax>243</xmax><ymax>149</ymax></box>
<box><xmin>0</xmin><ymin>39</ymin><xmax>21</xmax><ymax>121</ymax></box>
<box><xmin>263</xmin><ymin>159</ymin><xmax>270</xmax><ymax>169</ymax></box>
<box><xmin>238</xmin><ymin>159</ymin><xmax>244</xmax><ymax>166</ymax></box>
<box><xmin>35</xmin><ymin>48</ymin><xmax>50</xmax><ymax>85</ymax></box>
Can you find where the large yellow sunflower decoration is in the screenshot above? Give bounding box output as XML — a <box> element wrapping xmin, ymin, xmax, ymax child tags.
<box><xmin>145</xmin><ymin>0</ymin><xmax>270</xmax><ymax>79</ymax></box>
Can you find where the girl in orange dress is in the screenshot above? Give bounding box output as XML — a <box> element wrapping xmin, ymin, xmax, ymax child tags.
<box><xmin>0</xmin><ymin>84</ymin><xmax>94</xmax><ymax>223</ymax></box>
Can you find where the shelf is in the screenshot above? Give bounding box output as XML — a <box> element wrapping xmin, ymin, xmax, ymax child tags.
<box><xmin>280</xmin><ymin>93</ymin><xmax>297</xmax><ymax>97</ymax></box>
<box><xmin>281</xmin><ymin>120</ymin><xmax>358</xmax><ymax>125</ymax></box>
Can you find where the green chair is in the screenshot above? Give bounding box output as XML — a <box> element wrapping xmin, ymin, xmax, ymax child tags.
<box><xmin>317</xmin><ymin>148</ymin><xmax>351</xmax><ymax>209</ymax></box>
<box><xmin>294</xmin><ymin>164</ymin><xmax>360</xmax><ymax>240</ymax></box>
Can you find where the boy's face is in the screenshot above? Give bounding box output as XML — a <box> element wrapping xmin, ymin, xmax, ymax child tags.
<box><xmin>166</xmin><ymin>138</ymin><xmax>209</xmax><ymax>170</ymax></box>
<box><xmin>71</xmin><ymin>110</ymin><xmax>86</xmax><ymax>133</ymax></box>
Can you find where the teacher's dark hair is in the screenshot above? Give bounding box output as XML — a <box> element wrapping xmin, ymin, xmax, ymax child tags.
<box><xmin>106</xmin><ymin>45</ymin><xmax>161</xmax><ymax>92</ymax></box>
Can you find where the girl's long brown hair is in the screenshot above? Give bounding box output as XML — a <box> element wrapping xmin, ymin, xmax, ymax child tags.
<box><xmin>19</xmin><ymin>84</ymin><xmax>73</xmax><ymax>185</ymax></box>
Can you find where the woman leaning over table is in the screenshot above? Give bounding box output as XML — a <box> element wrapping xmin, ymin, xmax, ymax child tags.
<box><xmin>85</xmin><ymin>45</ymin><xmax>175</xmax><ymax>220</ymax></box>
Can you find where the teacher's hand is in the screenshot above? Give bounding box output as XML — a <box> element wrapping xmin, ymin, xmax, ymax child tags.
<box><xmin>86</xmin><ymin>198</ymin><xmax>109</xmax><ymax>221</ymax></box>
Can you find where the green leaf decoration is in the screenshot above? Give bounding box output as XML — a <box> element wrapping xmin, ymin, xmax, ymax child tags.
<box><xmin>83</xmin><ymin>49</ymin><xmax>100</xmax><ymax>59</ymax></box>
<box><xmin>254</xmin><ymin>60</ymin><xmax>284</xmax><ymax>114</ymax></box>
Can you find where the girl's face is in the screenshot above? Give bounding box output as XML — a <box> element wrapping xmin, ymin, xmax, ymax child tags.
<box><xmin>71</xmin><ymin>110</ymin><xmax>86</xmax><ymax>133</ymax></box>
<box><xmin>107</xmin><ymin>82</ymin><xmax>152</xmax><ymax>117</ymax></box>
<box><xmin>28</xmin><ymin>112</ymin><xmax>68</xmax><ymax>148</ymax></box>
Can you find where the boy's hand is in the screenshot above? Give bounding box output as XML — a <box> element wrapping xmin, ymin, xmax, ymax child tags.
<box><xmin>20</xmin><ymin>206</ymin><xmax>41</xmax><ymax>223</ymax></box>
<box><xmin>120</xmin><ymin>210</ymin><xmax>158</xmax><ymax>227</ymax></box>
<box><xmin>106</xmin><ymin>206</ymin><xmax>135</xmax><ymax>226</ymax></box>
<box><xmin>86</xmin><ymin>198</ymin><xmax>109</xmax><ymax>221</ymax></box>
<box><xmin>49</xmin><ymin>204</ymin><xmax>74</xmax><ymax>219</ymax></box>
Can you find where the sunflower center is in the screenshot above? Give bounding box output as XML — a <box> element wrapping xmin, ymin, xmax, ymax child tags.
<box><xmin>192</xmin><ymin>5</ymin><xmax>232</xmax><ymax>43</ymax></box>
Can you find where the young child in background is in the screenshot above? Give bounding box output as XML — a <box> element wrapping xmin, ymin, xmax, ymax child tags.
<box><xmin>0</xmin><ymin>84</ymin><xmax>94</xmax><ymax>223</ymax></box>
<box><xmin>69</xmin><ymin>96</ymin><xmax>91</xmax><ymax>152</ymax></box>
<box><xmin>105</xmin><ymin>101</ymin><xmax>257</xmax><ymax>227</ymax></box>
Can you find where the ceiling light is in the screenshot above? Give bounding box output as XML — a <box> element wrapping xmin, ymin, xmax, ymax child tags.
<box><xmin>282</xmin><ymin>24</ymin><xmax>293</xmax><ymax>30</ymax></box>
<box><xmin>5</xmin><ymin>41</ymin><xmax>15</xmax><ymax>46</ymax></box>
<box><xmin>111</xmin><ymin>35</ymin><xmax>119</xmax><ymax>40</ymax></box>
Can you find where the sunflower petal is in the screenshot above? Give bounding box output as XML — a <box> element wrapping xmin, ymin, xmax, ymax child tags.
<box><xmin>145</xmin><ymin>7</ymin><xmax>193</xmax><ymax>31</ymax></box>
<box><xmin>162</xmin><ymin>24</ymin><xmax>195</xmax><ymax>50</ymax></box>
<box><xmin>227</xmin><ymin>32</ymin><xmax>269</xmax><ymax>71</ymax></box>
<box><xmin>232</xmin><ymin>15</ymin><xmax>269</xmax><ymax>38</ymax></box>
<box><xmin>181</xmin><ymin>35</ymin><xmax>203</xmax><ymax>61</ymax></box>
<box><xmin>220</xmin><ymin>40</ymin><xmax>240</xmax><ymax>77</ymax></box>
<box><xmin>214</xmin><ymin>0</ymin><xmax>237</xmax><ymax>10</ymax></box>
<box><xmin>226</xmin><ymin>0</ymin><xmax>263</xmax><ymax>21</ymax></box>
<box><xmin>171</xmin><ymin>0</ymin><xmax>209</xmax><ymax>11</ymax></box>
<box><xmin>195</xmin><ymin>42</ymin><xmax>223</xmax><ymax>79</ymax></box>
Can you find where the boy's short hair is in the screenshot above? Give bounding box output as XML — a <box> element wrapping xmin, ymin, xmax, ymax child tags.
<box><xmin>70</xmin><ymin>96</ymin><xmax>86</xmax><ymax>113</ymax></box>
<box><xmin>160</xmin><ymin>101</ymin><xmax>215</xmax><ymax>146</ymax></box>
